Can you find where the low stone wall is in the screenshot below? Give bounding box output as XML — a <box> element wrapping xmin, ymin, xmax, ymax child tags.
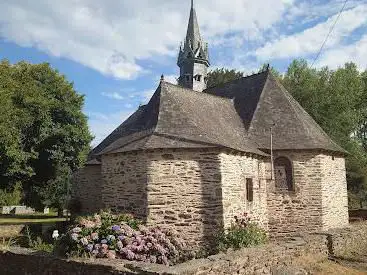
<box><xmin>1</xmin><ymin>223</ymin><xmax>366</xmax><ymax>275</ymax></box>
<box><xmin>1</xmin><ymin>206</ymin><xmax>36</xmax><ymax>215</ymax></box>
<box><xmin>326</xmin><ymin>221</ymin><xmax>367</xmax><ymax>257</ymax></box>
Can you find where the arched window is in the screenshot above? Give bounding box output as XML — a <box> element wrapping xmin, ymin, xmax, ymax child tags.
<box><xmin>274</xmin><ymin>157</ymin><xmax>293</xmax><ymax>191</ymax></box>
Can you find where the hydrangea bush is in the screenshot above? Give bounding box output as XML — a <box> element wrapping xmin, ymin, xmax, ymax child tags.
<box><xmin>217</xmin><ymin>212</ymin><xmax>267</xmax><ymax>251</ymax></box>
<box><xmin>55</xmin><ymin>210</ymin><xmax>185</xmax><ymax>265</ymax></box>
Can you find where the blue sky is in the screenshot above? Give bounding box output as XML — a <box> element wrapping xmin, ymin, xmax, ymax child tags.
<box><xmin>0</xmin><ymin>0</ymin><xmax>366</xmax><ymax>146</ymax></box>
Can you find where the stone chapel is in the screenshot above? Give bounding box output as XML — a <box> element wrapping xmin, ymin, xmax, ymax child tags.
<box><xmin>72</xmin><ymin>1</ymin><xmax>349</xmax><ymax>247</ymax></box>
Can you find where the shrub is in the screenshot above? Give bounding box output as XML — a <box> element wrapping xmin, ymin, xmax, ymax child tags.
<box><xmin>0</xmin><ymin>182</ymin><xmax>22</xmax><ymax>206</ymax></box>
<box><xmin>55</xmin><ymin>210</ymin><xmax>186</xmax><ymax>265</ymax></box>
<box><xmin>217</xmin><ymin>212</ymin><xmax>267</xmax><ymax>251</ymax></box>
<box><xmin>24</xmin><ymin>225</ymin><xmax>54</xmax><ymax>253</ymax></box>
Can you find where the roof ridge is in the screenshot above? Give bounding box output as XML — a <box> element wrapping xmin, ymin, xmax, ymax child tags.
<box><xmin>161</xmin><ymin>81</ymin><xmax>233</xmax><ymax>102</ymax></box>
<box><xmin>247</xmin><ymin>72</ymin><xmax>271</xmax><ymax>132</ymax></box>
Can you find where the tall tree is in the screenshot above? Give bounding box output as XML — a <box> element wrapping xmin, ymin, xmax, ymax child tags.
<box><xmin>0</xmin><ymin>60</ymin><xmax>92</xmax><ymax>210</ymax></box>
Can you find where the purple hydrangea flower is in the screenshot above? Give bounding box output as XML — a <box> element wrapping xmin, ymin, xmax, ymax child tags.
<box><xmin>118</xmin><ymin>235</ymin><xmax>125</xmax><ymax>241</ymax></box>
<box><xmin>86</xmin><ymin>244</ymin><xmax>94</xmax><ymax>252</ymax></box>
<box><xmin>111</xmin><ymin>225</ymin><xmax>121</xmax><ymax>231</ymax></box>
<box><xmin>101</xmin><ymin>239</ymin><xmax>108</xmax><ymax>244</ymax></box>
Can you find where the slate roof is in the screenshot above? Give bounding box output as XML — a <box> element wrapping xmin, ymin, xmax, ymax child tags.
<box><xmin>88</xmin><ymin>70</ymin><xmax>345</xmax><ymax>163</ymax></box>
<box><xmin>89</xmin><ymin>81</ymin><xmax>267</xmax><ymax>160</ymax></box>
<box><xmin>205</xmin><ymin>70</ymin><xmax>345</xmax><ymax>153</ymax></box>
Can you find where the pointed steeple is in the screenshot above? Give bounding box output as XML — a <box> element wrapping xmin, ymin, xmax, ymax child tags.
<box><xmin>185</xmin><ymin>0</ymin><xmax>202</xmax><ymax>51</ymax></box>
<box><xmin>177</xmin><ymin>0</ymin><xmax>210</xmax><ymax>92</ymax></box>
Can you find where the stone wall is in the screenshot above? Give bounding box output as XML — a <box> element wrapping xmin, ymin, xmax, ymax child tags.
<box><xmin>145</xmin><ymin>149</ymin><xmax>224</xmax><ymax>248</ymax></box>
<box><xmin>101</xmin><ymin>148</ymin><xmax>264</xmax><ymax>248</ymax></box>
<box><xmin>327</xmin><ymin>222</ymin><xmax>367</xmax><ymax>256</ymax></box>
<box><xmin>320</xmin><ymin>155</ymin><xmax>349</xmax><ymax>230</ymax></box>
<box><xmin>266</xmin><ymin>151</ymin><xmax>324</xmax><ymax>238</ymax></box>
<box><xmin>101</xmin><ymin>152</ymin><xmax>148</xmax><ymax>220</ymax></box>
<box><xmin>220</xmin><ymin>152</ymin><xmax>268</xmax><ymax>230</ymax></box>
<box><xmin>75</xmin><ymin>148</ymin><xmax>348</xmax><ymax>246</ymax></box>
<box><xmin>266</xmin><ymin>151</ymin><xmax>348</xmax><ymax>238</ymax></box>
<box><xmin>4</xmin><ymin>223</ymin><xmax>367</xmax><ymax>275</ymax></box>
<box><xmin>72</xmin><ymin>164</ymin><xmax>103</xmax><ymax>214</ymax></box>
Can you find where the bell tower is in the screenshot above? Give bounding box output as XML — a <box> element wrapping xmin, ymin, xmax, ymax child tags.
<box><xmin>177</xmin><ymin>0</ymin><xmax>210</xmax><ymax>92</ymax></box>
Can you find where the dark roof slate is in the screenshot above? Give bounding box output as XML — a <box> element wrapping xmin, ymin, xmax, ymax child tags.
<box><xmin>205</xmin><ymin>71</ymin><xmax>345</xmax><ymax>153</ymax></box>
<box><xmin>92</xmin><ymin>82</ymin><xmax>266</xmax><ymax>158</ymax></box>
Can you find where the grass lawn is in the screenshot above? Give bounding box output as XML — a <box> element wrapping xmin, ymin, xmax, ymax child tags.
<box><xmin>0</xmin><ymin>217</ymin><xmax>66</xmax><ymax>225</ymax></box>
<box><xmin>0</xmin><ymin>213</ymin><xmax>66</xmax><ymax>225</ymax></box>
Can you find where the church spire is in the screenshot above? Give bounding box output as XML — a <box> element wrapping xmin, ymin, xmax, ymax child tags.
<box><xmin>185</xmin><ymin>0</ymin><xmax>201</xmax><ymax>51</ymax></box>
<box><xmin>177</xmin><ymin>0</ymin><xmax>210</xmax><ymax>92</ymax></box>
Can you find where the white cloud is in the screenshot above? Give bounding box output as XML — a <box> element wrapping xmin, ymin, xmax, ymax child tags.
<box><xmin>101</xmin><ymin>91</ymin><xmax>124</xmax><ymax>100</ymax></box>
<box><xmin>1</xmin><ymin>0</ymin><xmax>366</xmax><ymax>80</ymax></box>
<box><xmin>0</xmin><ymin>0</ymin><xmax>293</xmax><ymax>79</ymax></box>
<box><xmin>88</xmin><ymin>111</ymin><xmax>133</xmax><ymax>146</ymax></box>
<box><xmin>254</xmin><ymin>4</ymin><xmax>367</xmax><ymax>61</ymax></box>
<box><xmin>316</xmin><ymin>34</ymin><xmax>367</xmax><ymax>69</ymax></box>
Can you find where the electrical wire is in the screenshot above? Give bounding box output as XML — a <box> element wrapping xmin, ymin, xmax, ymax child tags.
<box><xmin>311</xmin><ymin>0</ymin><xmax>349</xmax><ymax>67</ymax></box>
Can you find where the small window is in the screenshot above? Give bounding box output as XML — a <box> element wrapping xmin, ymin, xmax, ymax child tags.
<box><xmin>185</xmin><ymin>75</ymin><xmax>190</xmax><ymax>81</ymax></box>
<box><xmin>197</xmin><ymin>75</ymin><xmax>202</xmax><ymax>82</ymax></box>
<box><xmin>274</xmin><ymin>157</ymin><xmax>293</xmax><ymax>191</ymax></box>
<box><xmin>246</xmin><ymin>178</ymin><xmax>253</xmax><ymax>202</ymax></box>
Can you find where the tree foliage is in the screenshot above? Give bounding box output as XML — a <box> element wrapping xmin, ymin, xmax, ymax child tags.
<box><xmin>206</xmin><ymin>68</ymin><xmax>243</xmax><ymax>88</ymax></box>
<box><xmin>0</xmin><ymin>60</ymin><xmax>92</xmax><ymax>209</ymax></box>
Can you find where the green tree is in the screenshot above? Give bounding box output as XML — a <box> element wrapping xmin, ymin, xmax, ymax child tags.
<box><xmin>0</xmin><ymin>60</ymin><xmax>92</xmax><ymax>211</ymax></box>
<box><xmin>206</xmin><ymin>68</ymin><xmax>243</xmax><ymax>88</ymax></box>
